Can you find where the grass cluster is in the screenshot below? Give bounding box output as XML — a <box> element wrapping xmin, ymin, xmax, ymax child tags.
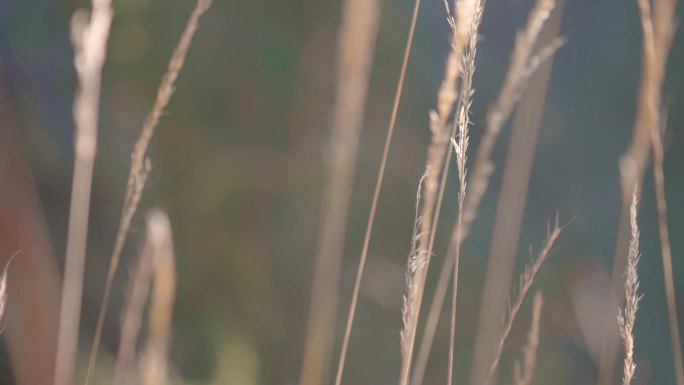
<box><xmin>2</xmin><ymin>0</ymin><xmax>678</xmax><ymax>384</ymax></box>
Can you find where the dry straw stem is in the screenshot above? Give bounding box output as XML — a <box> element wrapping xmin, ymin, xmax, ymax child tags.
<box><xmin>84</xmin><ymin>1</ymin><xmax>212</xmax><ymax>383</ymax></box>
<box><xmin>113</xmin><ymin>243</ymin><xmax>154</xmax><ymax>385</ymax></box>
<box><xmin>333</xmin><ymin>0</ymin><xmax>421</xmax><ymax>383</ymax></box>
<box><xmin>54</xmin><ymin>1</ymin><xmax>113</xmax><ymax>385</ymax></box>
<box><xmin>399</xmin><ymin>2</ymin><xmax>476</xmax><ymax>384</ymax></box>
<box><xmin>483</xmin><ymin>216</ymin><xmax>562</xmax><ymax>385</ymax></box>
<box><xmin>298</xmin><ymin>0</ymin><xmax>382</xmax><ymax>384</ymax></box>
<box><xmin>619</xmin><ymin>191</ymin><xmax>642</xmax><ymax>385</ymax></box>
<box><xmin>513</xmin><ymin>291</ymin><xmax>543</xmax><ymax>385</ymax></box>
<box><xmin>140</xmin><ymin>210</ymin><xmax>176</xmax><ymax>385</ymax></box>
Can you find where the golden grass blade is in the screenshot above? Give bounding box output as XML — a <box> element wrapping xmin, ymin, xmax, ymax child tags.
<box><xmin>334</xmin><ymin>0</ymin><xmax>421</xmax><ymax>384</ymax></box>
<box><xmin>84</xmin><ymin>1</ymin><xmax>212</xmax><ymax>383</ymax></box>
<box><xmin>54</xmin><ymin>2</ymin><xmax>113</xmax><ymax>384</ymax></box>
<box><xmin>513</xmin><ymin>291</ymin><xmax>543</xmax><ymax>385</ymax></box>
<box><xmin>298</xmin><ymin>0</ymin><xmax>382</xmax><ymax>384</ymax></box>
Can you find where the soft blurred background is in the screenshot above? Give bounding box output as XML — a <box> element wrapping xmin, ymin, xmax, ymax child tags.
<box><xmin>0</xmin><ymin>0</ymin><xmax>683</xmax><ymax>384</ymax></box>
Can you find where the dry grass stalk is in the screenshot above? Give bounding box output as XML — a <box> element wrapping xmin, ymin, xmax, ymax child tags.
<box><xmin>513</xmin><ymin>291</ymin><xmax>543</xmax><ymax>385</ymax></box>
<box><xmin>54</xmin><ymin>1</ymin><xmax>113</xmax><ymax>384</ymax></box>
<box><xmin>113</xmin><ymin>243</ymin><xmax>154</xmax><ymax>385</ymax></box>
<box><xmin>411</xmin><ymin>4</ymin><xmax>481</xmax><ymax>382</ymax></box>
<box><xmin>640</xmin><ymin>1</ymin><xmax>683</xmax><ymax>383</ymax></box>
<box><xmin>599</xmin><ymin>0</ymin><xmax>679</xmax><ymax>382</ymax></box>
<box><xmin>484</xmin><ymin>216</ymin><xmax>562</xmax><ymax>385</ymax></box>
<box><xmin>141</xmin><ymin>210</ymin><xmax>176</xmax><ymax>385</ymax></box>
<box><xmin>618</xmin><ymin>191</ymin><xmax>642</xmax><ymax>385</ymax></box>
<box><xmin>461</xmin><ymin>0</ymin><xmax>561</xmax><ymax>234</ymax></box>
<box><xmin>84</xmin><ymin>1</ymin><xmax>212</xmax><ymax>383</ymax></box>
<box><xmin>0</xmin><ymin>252</ymin><xmax>19</xmax><ymax>328</ymax></box>
<box><xmin>399</xmin><ymin>2</ymin><xmax>476</xmax><ymax>384</ymax></box>
<box><xmin>619</xmin><ymin>0</ymin><xmax>677</xmax><ymax>202</ymax></box>
<box><xmin>445</xmin><ymin>5</ymin><xmax>480</xmax><ymax>383</ymax></box>
<box><xmin>402</xmin><ymin>173</ymin><xmax>429</xmax><ymax>385</ymax></box>
<box><xmin>140</xmin><ymin>210</ymin><xmax>176</xmax><ymax>385</ymax></box>
<box><xmin>334</xmin><ymin>0</ymin><xmax>422</xmax><ymax>383</ymax></box>
<box><xmin>298</xmin><ymin>0</ymin><xmax>382</xmax><ymax>384</ymax></box>
<box><xmin>462</xmin><ymin>2</ymin><xmax>564</xmax><ymax>383</ymax></box>
<box><xmin>650</xmin><ymin>109</ymin><xmax>682</xmax><ymax>385</ymax></box>
<box><xmin>411</xmin><ymin>1</ymin><xmax>563</xmax><ymax>382</ymax></box>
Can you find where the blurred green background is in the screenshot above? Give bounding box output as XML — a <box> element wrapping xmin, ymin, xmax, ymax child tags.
<box><xmin>1</xmin><ymin>0</ymin><xmax>684</xmax><ymax>384</ymax></box>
